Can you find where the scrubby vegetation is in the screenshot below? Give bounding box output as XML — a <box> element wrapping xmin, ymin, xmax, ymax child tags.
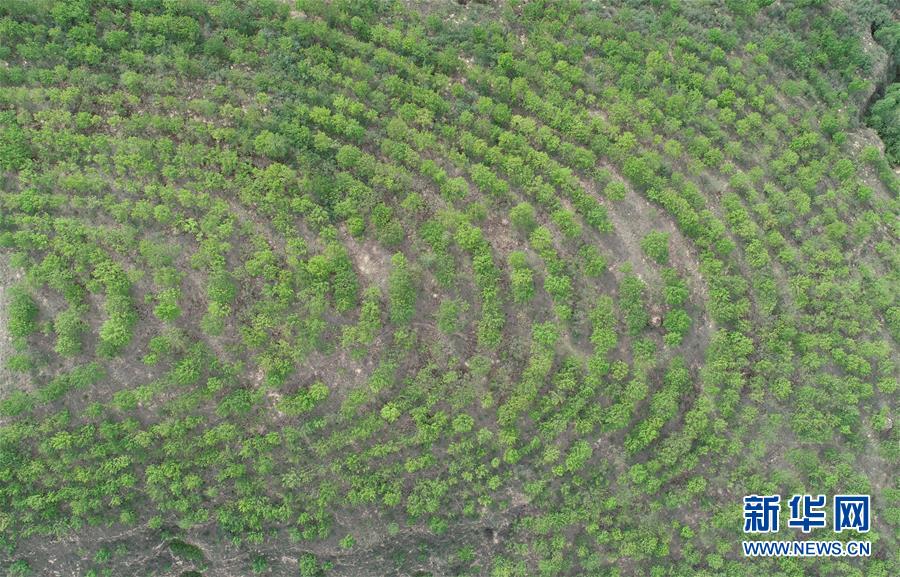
<box><xmin>868</xmin><ymin>83</ymin><xmax>900</xmax><ymax>164</ymax></box>
<box><xmin>0</xmin><ymin>0</ymin><xmax>897</xmax><ymax>575</ymax></box>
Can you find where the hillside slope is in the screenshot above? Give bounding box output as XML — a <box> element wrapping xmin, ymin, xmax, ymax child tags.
<box><xmin>0</xmin><ymin>1</ymin><xmax>897</xmax><ymax>575</ymax></box>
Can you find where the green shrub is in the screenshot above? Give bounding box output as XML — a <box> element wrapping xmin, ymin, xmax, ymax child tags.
<box><xmin>508</xmin><ymin>251</ymin><xmax>534</xmax><ymax>303</ymax></box>
<box><xmin>388</xmin><ymin>253</ymin><xmax>416</xmax><ymax>325</ymax></box>
<box><xmin>168</xmin><ymin>539</ymin><xmax>205</xmax><ymax>564</ymax></box>
<box><xmin>7</xmin><ymin>559</ymin><xmax>31</xmax><ymax>577</ymax></box>
<box><xmin>640</xmin><ymin>231</ymin><xmax>670</xmax><ymax>264</ymax></box>
<box><xmin>298</xmin><ymin>553</ymin><xmax>323</xmax><ymax>577</ymax></box>
<box><xmin>153</xmin><ymin>288</ymin><xmax>182</xmax><ymax>322</ymax></box>
<box><xmin>54</xmin><ymin>307</ymin><xmax>86</xmax><ymax>357</ymax></box>
<box><xmin>620</xmin><ymin>272</ymin><xmax>649</xmax><ymax>335</ymax></box>
<box><xmin>866</xmin><ymin>83</ymin><xmax>900</xmax><ymax>164</ymax></box>
<box><xmin>579</xmin><ymin>245</ymin><xmax>607</xmax><ymax>277</ymax></box>
<box><xmin>253</xmin><ymin>130</ymin><xmax>289</xmax><ymax>160</ymax></box>
<box><xmin>604</xmin><ymin>180</ymin><xmax>628</xmax><ymax>200</ymax></box>
<box><xmin>7</xmin><ymin>286</ymin><xmax>38</xmax><ymax>338</ymax></box>
<box><xmin>0</xmin><ymin>390</ymin><xmax>34</xmax><ymax>417</ymax></box>
<box><xmin>437</xmin><ymin>298</ymin><xmax>467</xmax><ymax>334</ymax></box>
<box><xmin>98</xmin><ymin>294</ymin><xmax>138</xmax><ymax>357</ymax></box>
<box><xmin>0</xmin><ymin>123</ymin><xmax>30</xmax><ymax>171</ymax></box>
<box><xmin>509</xmin><ymin>202</ymin><xmax>537</xmax><ymax>233</ymax></box>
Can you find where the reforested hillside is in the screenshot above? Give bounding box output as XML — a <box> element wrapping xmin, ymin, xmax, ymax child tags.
<box><xmin>0</xmin><ymin>1</ymin><xmax>897</xmax><ymax>576</ymax></box>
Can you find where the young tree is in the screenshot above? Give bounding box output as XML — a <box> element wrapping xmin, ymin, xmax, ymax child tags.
<box><xmin>510</xmin><ymin>202</ymin><xmax>537</xmax><ymax>233</ymax></box>
<box><xmin>640</xmin><ymin>231</ymin><xmax>670</xmax><ymax>264</ymax></box>
<box><xmin>253</xmin><ymin>130</ymin><xmax>290</xmax><ymax>160</ymax></box>
<box><xmin>508</xmin><ymin>251</ymin><xmax>535</xmax><ymax>303</ymax></box>
<box><xmin>54</xmin><ymin>306</ymin><xmax>86</xmax><ymax>357</ymax></box>
<box><xmin>7</xmin><ymin>286</ymin><xmax>38</xmax><ymax>339</ymax></box>
<box><xmin>388</xmin><ymin>253</ymin><xmax>416</xmax><ymax>325</ymax></box>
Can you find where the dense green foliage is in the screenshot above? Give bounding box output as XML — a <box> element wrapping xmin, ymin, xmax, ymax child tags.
<box><xmin>0</xmin><ymin>0</ymin><xmax>897</xmax><ymax>575</ymax></box>
<box><xmin>6</xmin><ymin>286</ymin><xmax>38</xmax><ymax>340</ymax></box>
<box><xmin>867</xmin><ymin>83</ymin><xmax>900</xmax><ymax>164</ymax></box>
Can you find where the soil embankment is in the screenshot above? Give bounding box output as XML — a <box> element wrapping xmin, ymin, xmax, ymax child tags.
<box><xmin>864</xmin><ymin>20</ymin><xmax>898</xmax><ymax>109</ymax></box>
<box><xmin>857</xmin><ymin>10</ymin><xmax>899</xmax><ymax>170</ymax></box>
